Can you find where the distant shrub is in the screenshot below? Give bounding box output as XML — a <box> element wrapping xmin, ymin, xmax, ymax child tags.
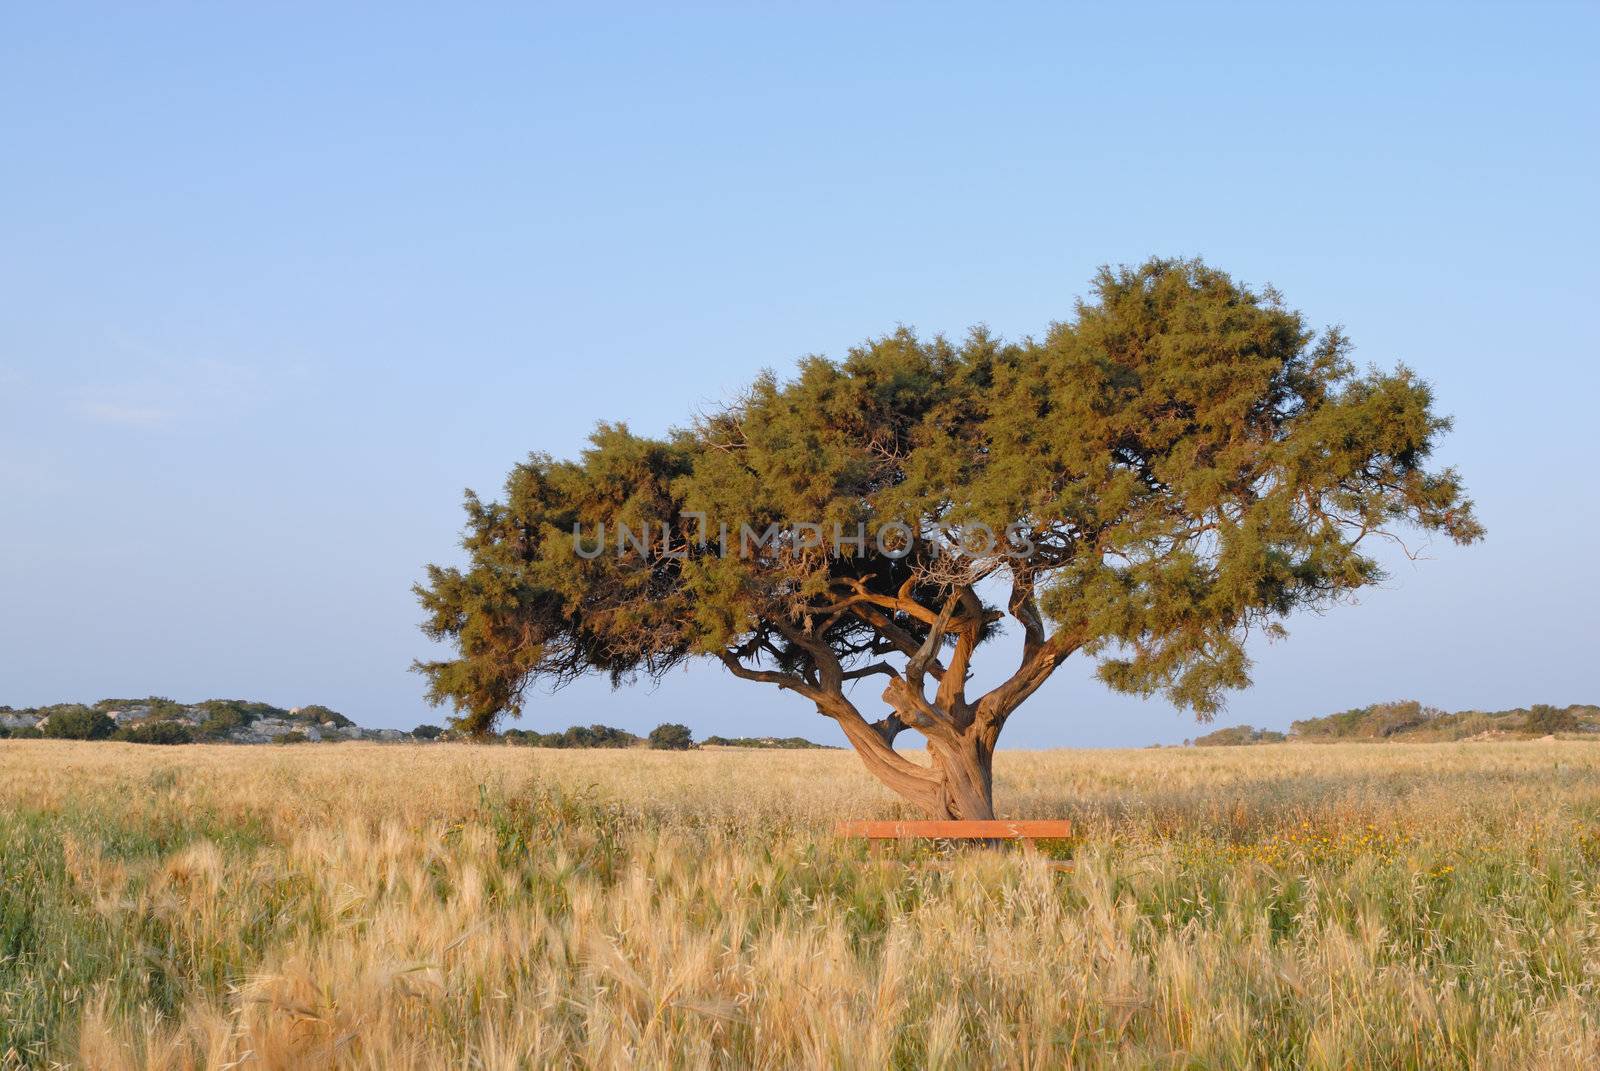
<box><xmin>1192</xmin><ymin>725</ymin><xmax>1286</xmax><ymax>747</ymax></box>
<box><xmin>567</xmin><ymin>724</ymin><xmax>637</xmax><ymax>748</ymax></box>
<box><xmin>1274</xmin><ymin>700</ymin><xmax>1600</xmax><ymax>744</ymax></box>
<box><xmin>1524</xmin><ymin>704</ymin><xmax>1581</xmax><ymax>735</ymax></box>
<box><xmin>648</xmin><ymin>723</ymin><xmax>694</xmax><ymax>750</ymax></box>
<box><xmin>197</xmin><ymin>709</ymin><xmax>248</xmax><ymax>739</ymax></box>
<box><xmin>115</xmin><ymin>721</ymin><xmax>196</xmax><ymax>745</ymax></box>
<box><xmin>413</xmin><ymin>724</ymin><xmax>444</xmax><ymax>740</ymax></box>
<box><xmin>1364</xmin><ymin>700</ymin><xmax>1440</xmax><ymax>737</ymax></box>
<box><xmin>1290</xmin><ymin>707</ymin><xmax>1369</xmax><ymax>739</ymax></box>
<box><xmin>0</xmin><ymin>725</ymin><xmax>44</xmax><ymax>740</ymax></box>
<box><xmin>197</xmin><ymin>699</ymin><xmax>285</xmax><ymax>724</ymax></box>
<box><xmin>499</xmin><ymin>724</ymin><xmax>640</xmax><ymax>748</ymax></box>
<box><xmin>1291</xmin><ymin>700</ymin><xmax>1440</xmax><ymax>740</ymax></box>
<box><xmin>93</xmin><ymin>695</ymin><xmax>187</xmax><ymax>719</ymax></box>
<box><xmin>702</xmin><ymin>735</ymin><xmax>832</xmax><ymax>749</ymax></box>
<box><xmin>41</xmin><ymin>706</ymin><xmax>117</xmax><ymax>741</ymax></box>
<box><xmin>274</xmin><ymin>731</ymin><xmax>310</xmax><ymax>745</ymax></box>
<box><xmin>295</xmin><ymin>704</ymin><xmax>353</xmax><ymax>728</ymax></box>
<box><xmin>1193</xmin><ymin>726</ymin><xmax>1252</xmax><ymax>747</ymax></box>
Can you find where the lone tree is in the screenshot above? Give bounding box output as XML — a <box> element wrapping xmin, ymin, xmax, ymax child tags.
<box><xmin>648</xmin><ymin>723</ymin><xmax>695</xmax><ymax>751</ymax></box>
<box><xmin>416</xmin><ymin>259</ymin><xmax>1481</xmax><ymax>819</ymax></box>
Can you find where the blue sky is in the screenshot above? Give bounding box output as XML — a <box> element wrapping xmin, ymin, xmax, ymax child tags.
<box><xmin>2</xmin><ymin>4</ymin><xmax>1596</xmax><ymax>746</ymax></box>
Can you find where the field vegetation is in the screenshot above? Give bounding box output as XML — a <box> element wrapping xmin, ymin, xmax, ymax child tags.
<box><xmin>3</xmin><ymin>740</ymin><xmax>1599</xmax><ymax>1068</ymax></box>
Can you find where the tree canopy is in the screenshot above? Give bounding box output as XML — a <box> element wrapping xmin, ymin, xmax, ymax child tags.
<box><xmin>416</xmin><ymin>258</ymin><xmax>1481</xmax><ymax>817</ymax></box>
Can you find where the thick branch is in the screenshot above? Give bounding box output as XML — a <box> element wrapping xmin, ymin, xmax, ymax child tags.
<box><xmin>1007</xmin><ymin>574</ymin><xmax>1047</xmax><ymax>660</ymax></box>
<box><xmin>848</xmin><ymin>605</ymin><xmax>946</xmax><ymax>681</ymax></box>
<box><xmin>905</xmin><ymin>594</ymin><xmax>960</xmax><ymax>686</ymax></box>
<box><xmin>842</xmin><ymin>661</ymin><xmax>899</xmax><ymax>682</ymax></box>
<box><xmin>717</xmin><ymin>651</ymin><xmax>827</xmax><ymax>704</ymax></box>
<box><xmin>934</xmin><ymin>585</ymin><xmax>989</xmax><ymax>713</ymax></box>
<box><xmin>870</xmin><ymin>711</ymin><xmax>910</xmax><ymax>745</ymax></box>
<box><xmin>880</xmin><ymin>676</ymin><xmax>959</xmax><ymax>741</ymax></box>
<box><xmin>973</xmin><ymin>626</ymin><xmax>1084</xmax><ymax>737</ymax></box>
<box><xmin>818</xmin><ymin>576</ymin><xmax>943</xmax><ymax>626</ymax></box>
<box><xmin>720</xmin><ymin>648</ymin><xmax>941</xmax><ymax>801</ymax></box>
<box><xmin>770</xmin><ymin>617</ymin><xmax>845</xmax><ymax>691</ymax></box>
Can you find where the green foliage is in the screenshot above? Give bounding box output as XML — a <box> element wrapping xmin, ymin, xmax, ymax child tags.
<box><xmin>0</xmin><ymin>725</ymin><xmax>44</xmax><ymax>740</ymax></box>
<box><xmin>113</xmin><ymin>721</ymin><xmax>196</xmax><ymax>745</ymax></box>
<box><xmin>412</xmin><ymin>724</ymin><xmax>444</xmax><ymax>740</ymax></box>
<box><xmin>702</xmin><ymin>735</ymin><xmax>832</xmax><ymax>749</ymax></box>
<box><xmin>1524</xmin><ymin>704</ymin><xmax>1581</xmax><ymax>735</ymax></box>
<box><xmin>194</xmin><ymin>699</ymin><xmax>281</xmax><ymax>740</ymax></box>
<box><xmin>92</xmin><ymin>696</ymin><xmax>185</xmax><ymax>719</ymax></box>
<box><xmin>417</xmin><ymin>257</ymin><xmax>1481</xmax><ymax>747</ymax></box>
<box><xmin>196</xmin><ymin>710</ymin><xmax>246</xmax><ymax>739</ymax></box>
<box><xmin>501</xmin><ymin>724</ymin><xmax>640</xmax><ymax>749</ymax></box>
<box><xmin>20</xmin><ymin>703</ymin><xmax>95</xmax><ymax>723</ymax></box>
<box><xmin>197</xmin><ymin>699</ymin><xmax>286</xmax><ymax>723</ymax></box>
<box><xmin>40</xmin><ymin>706</ymin><xmax>116</xmax><ymax>741</ymax></box>
<box><xmin>1292</xmin><ymin>700</ymin><xmax>1442</xmax><ymax>740</ymax></box>
<box><xmin>293</xmin><ymin>704</ymin><xmax>353</xmax><ymax>727</ymax></box>
<box><xmin>562</xmin><ymin>725</ymin><xmax>638</xmax><ymax>748</ymax></box>
<box><xmin>0</xmin><ymin>797</ymin><xmax>277</xmax><ymax>1066</ymax></box>
<box><xmin>1283</xmin><ymin>701</ymin><xmax>1598</xmax><ymax>742</ymax></box>
<box><xmin>647</xmin><ymin>723</ymin><xmax>694</xmax><ymax>750</ymax></box>
<box><xmin>273</xmin><ymin>731</ymin><xmax>310</xmax><ymax>745</ymax></box>
<box><xmin>1191</xmin><ymin>725</ymin><xmax>1287</xmax><ymax>746</ymax></box>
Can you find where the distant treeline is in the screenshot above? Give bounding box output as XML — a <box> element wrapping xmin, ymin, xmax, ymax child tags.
<box><xmin>501</xmin><ymin>723</ymin><xmax>695</xmax><ymax>750</ymax></box>
<box><xmin>497</xmin><ymin>724</ymin><xmax>829</xmax><ymax>750</ymax></box>
<box><xmin>1</xmin><ymin>698</ymin><xmax>831</xmax><ymax>751</ymax></box>
<box><xmin>1190</xmin><ymin>701</ymin><xmax>1600</xmax><ymax>746</ymax></box>
<box><xmin>702</xmin><ymin>735</ymin><xmax>837</xmax><ymax>749</ymax></box>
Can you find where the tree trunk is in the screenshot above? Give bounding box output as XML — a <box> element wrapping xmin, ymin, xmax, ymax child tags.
<box><xmin>835</xmin><ymin>720</ymin><xmax>998</xmax><ymax>820</ymax></box>
<box><xmin>926</xmin><ymin>733</ymin><xmax>996</xmax><ymax>820</ymax></box>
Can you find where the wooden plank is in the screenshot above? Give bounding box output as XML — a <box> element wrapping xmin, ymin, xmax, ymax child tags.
<box><xmin>836</xmin><ymin>819</ymin><xmax>1071</xmax><ymax>840</ymax></box>
<box><xmin>865</xmin><ymin>855</ymin><xmax>1075</xmax><ymax>873</ymax></box>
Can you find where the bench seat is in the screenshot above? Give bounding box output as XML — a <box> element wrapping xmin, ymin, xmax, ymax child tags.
<box><xmin>836</xmin><ymin>819</ymin><xmax>1072</xmax><ymax>840</ymax></box>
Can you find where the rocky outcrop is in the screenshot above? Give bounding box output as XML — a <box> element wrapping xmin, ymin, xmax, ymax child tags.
<box><xmin>2</xmin><ymin>698</ymin><xmax>428</xmax><ymax>744</ymax></box>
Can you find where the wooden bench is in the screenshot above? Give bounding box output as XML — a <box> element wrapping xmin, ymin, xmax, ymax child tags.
<box><xmin>836</xmin><ymin>819</ymin><xmax>1073</xmax><ymax>868</ymax></box>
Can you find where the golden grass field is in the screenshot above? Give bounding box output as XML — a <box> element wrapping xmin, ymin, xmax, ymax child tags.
<box><xmin>4</xmin><ymin>739</ymin><xmax>1600</xmax><ymax>1069</ymax></box>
